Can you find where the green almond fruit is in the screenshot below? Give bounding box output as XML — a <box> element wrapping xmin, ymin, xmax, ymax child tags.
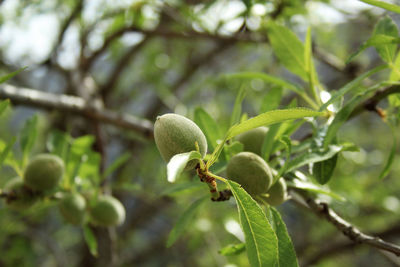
<box><xmin>261</xmin><ymin>178</ymin><xmax>287</xmax><ymax>206</ymax></box>
<box><xmin>58</xmin><ymin>193</ymin><xmax>87</xmax><ymax>225</ymax></box>
<box><xmin>235</xmin><ymin>127</ymin><xmax>268</xmax><ymax>156</ymax></box>
<box><xmin>4</xmin><ymin>177</ymin><xmax>37</xmax><ymax>210</ymax></box>
<box><xmin>24</xmin><ymin>154</ymin><xmax>64</xmax><ymax>192</ymax></box>
<box><xmin>90</xmin><ymin>195</ymin><xmax>126</xmax><ymax>227</ymax></box>
<box><xmin>154</xmin><ymin>113</ymin><xmax>207</xmax><ymax>170</ymax></box>
<box><xmin>226</xmin><ymin>152</ymin><xmax>273</xmax><ymax>196</ymax></box>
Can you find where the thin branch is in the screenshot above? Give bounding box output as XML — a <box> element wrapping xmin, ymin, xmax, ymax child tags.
<box><xmin>350</xmin><ymin>84</ymin><xmax>400</xmax><ymax>119</ymax></box>
<box><xmin>99</xmin><ymin>36</ymin><xmax>149</xmax><ymax>101</ymax></box>
<box><xmin>0</xmin><ymin>84</ymin><xmax>154</xmax><ymax>139</ymax></box>
<box><xmin>43</xmin><ymin>0</ymin><xmax>84</xmax><ymax>65</ymax></box>
<box><xmin>291</xmin><ymin>190</ymin><xmax>400</xmax><ymax>257</ymax></box>
<box><xmin>301</xmin><ymin>223</ymin><xmax>400</xmax><ymax>265</ymax></box>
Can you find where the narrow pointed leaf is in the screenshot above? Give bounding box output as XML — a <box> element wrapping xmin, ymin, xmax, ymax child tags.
<box><xmin>207</xmin><ymin>108</ymin><xmax>324</xmax><ymax>169</ymax></box>
<box><xmin>312</xmin><ymin>154</ymin><xmax>338</xmax><ymax>184</ymax></box>
<box><xmin>194</xmin><ymin>107</ymin><xmax>221</xmax><ymax>151</ymax></box>
<box><xmin>287</xmin><ymin>179</ymin><xmax>345</xmax><ymax>201</ymax></box>
<box><xmin>0</xmin><ymin>67</ymin><xmax>27</xmax><ymax>84</ymax></box>
<box><xmin>270</xmin><ymin>208</ymin><xmax>299</xmax><ymax>267</ymax></box>
<box><xmin>267</xmin><ymin>22</ymin><xmax>307</xmax><ymax>80</ymax></box>
<box><xmin>83</xmin><ymin>225</ymin><xmax>98</xmax><ymax>257</ymax></box>
<box><xmin>223</xmin><ymin>72</ymin><xmax>304</xmax><ymax>95</ymax></box>
<box><xmin>20</xmin><ymin>115</ymin><xmax>38</xmax><ymax>163</ymax></box>
<box><xmin>231</xmin><ymin>86</ymin><xmax>247</xmax><ymax>127</ymax></box>
<box><xmin>219</xmin><ymin>243</ymin><xmax>246</xmax><ymax>256</ymax></box>
<box><xmin>228</xmin><ymin>108</ymin><xmax>324</xmax><ymax>139</ymax></box>
<box><xmin>286</xmin><ymin>145</ymin><xmax>342</xmax><ymax>173</ymax></box>
<box><xmin>0</xmin><ymin>99</ymin><xmax>10</xmax><ymax>115</ymax></box>
<box><xmin>373</xmin><ymin>16</ymin><xmax>399</xmax><ymax>63</ymax></box>
<box><xmin>227</xmin><ymin>180</ymin><xmax>278</xmax><ymax>267</ymax></box>
<box><xmin>319</xmin><ymin>65</ymin><xmax>387</xmax><ymax>111</ymax></box>
<box><xmin>0</xmin><ymin>137</ymin><xmax>16</xmax><ymax>167</ymax></box>
<box><xmin>347</xmin><ymin>35</ymin><xmax>400</xmax><ymax>63</ymax></box>
<box><xmin>359</xmin><ymin>0</ymin><xmax>400</xmax><ymax>14</ymax></box>
<box><xmin>103</xmin><ymin>152</ymin><xmax>131</xmax><ymax>178</ymax></box>
<box><xmin>379</xmin><ymin>125</ymin><xmax>397</xmax><ymax>179</ymax></box>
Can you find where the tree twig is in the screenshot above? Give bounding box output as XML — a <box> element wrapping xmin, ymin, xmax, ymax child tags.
<box><xmin>350</xmin><ymin>84</ymin><xmax>400</xmax><ymax>119</ymax></box>
<box><xmin>43</xmin><ymin>0</ymin><xmax>84</xmax><ymax>65</ymax></box>
<box><xmin>99</xmin><ymin>37</ymin><xmax>149</xmax><ymax>101</ymax></box>
<box><xmin>301</xmin><ymin>222</ymin><xmax>400</xmax><ymax>265</ymax></box>
<box><xmin>291</xmin><ymin>190</ymin><xmax>400</xmax><ymax>257</ymax></box>
<box><xmin>0</xmin><ymin>84</ymin><xmax>154</xmax><ymax>139</ymax></box>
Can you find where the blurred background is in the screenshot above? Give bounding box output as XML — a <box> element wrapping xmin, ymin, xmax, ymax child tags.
<box><xmin>0</xmin><ymin>0</ymin><xmax>400</xmax><ymax>266</ymax></box>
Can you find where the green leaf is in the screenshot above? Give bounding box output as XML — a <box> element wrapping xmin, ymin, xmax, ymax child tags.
<box><xmin>46</xmin><ymin>130</ymin><xmax>70</xmax><ymax>162</ymax></box>
<box><xmin>359</xmin><ymin>0</ymin><xmax>400</xmax><ymax>14</ymax></box>
<box><xmin>0</xmin><ymin>67</ymin><xmax>27</xmax><ymax>84</ymax></box>
<box><xmin>312</xmin><ymin>154</ymin><xmax>338</xmax><ymax>185</ymax></box>
<box><xmin>277</xmin><ymin>135</ymin><xmax>292</xmax><ymax>179</ymax></box>
<box><xmin>167</xmin><ymin>151</ymin><xmax>202</xmax><ymax>182</ymax></box>
<box><xmin>287</xmin><ymin>178</ymin><xmax>345</xmax><ymax>201</ymax></box>
<box><xmin>166</xmin><ymin>196</ymin><xmax>208</xmax><ymax>247</ymax></box>
<box><xmin>267</xmin><ymin>22</ymin><xmax>307</xmax><ymax>80</ymax></box>
<box><xmin>103</xmin><ymin>152</ymin><xmax>131</xmax><ymax>178</ymax></box>
<box><xmin>0</xmin><ymin>99</ymin><xmax>10</xmax><ymax>116</ymax></box>
<box><xmin>319</xmin><ymin>65</ymin><xmax>387</xmax><ymax>111</ymax></box>
<box><xmin>389</xmin><ymin>52</ymin><xmax>400</xmax><ymax>82</ymax></box>
<box><xmin>223</xmin><ymin>72</ymin><xmax>304</xmax><ymax>95</ymax></box>
<box><xmin>260</xmin><ymin>87</ymin><xmax>282</xmax><ymax>113</ymax></box>
<box><xmin>227</xmin><ymin>108</ymin><xmax>324</xmax><ymax>139</ymax></box>
<box><xmin>207</xmin><ymin>108</ymin><xmax>324</xmax><ymax>168</ymax></box>
<box><xmin>219</xmin><ymin>243</ymin><xmax>246</xmax><ymax>256</ymax></box>
<box><xmin>224</xmin><ymin>140</ymin><xmax>244</xmax><ymax>158</ymax></box>
<box><xmin>285</xmin><ymin>145</ymin><xmax>343</xmax><ymax>173</ymax></box>
<box><xmin>160</xmin><ymin>181</ymin><xmax>204</xmax><ymax>196</ymax></box>
<box><xmin>305</xmin><ymin>27</ymin><xmax>320</xmax><ymax>103</ymax></box>
<box><xmin>70</xmin><ymin>135</ymin><xmax>95</xmax><ymax>154</ymax></box>
<box><xmin>227</xmin><ymin>180</ymin><xmax>278</xmax><ymax>267</ymax></box>
<box><xmin>83</xmin><ymin>225</ymin><xmax>98</xmax><ymax>257</ymax></box>
<box><xmin>261</xmin><ymin>124</ymin><xmax>280</xmax><ymax>161</ymax></box>
<box><xmin>324</xmin><ymin>93</ymin><xmax>369</xmax><ymax>148</ymax></box>
<box><xmin>347</xmin><ymin>34</ymin><xmax>400</xmax><ymax>63</ymax></box>
<box><xmin>0</xmin><ymin>137</ymin><xmax>16</xmax><ymax>167</ymax></box>
<box><xmin>379</xmin><ymin>124</ymin><xmax>397</xmax><ymax>179</ymax></box>
<box><xmin>194</xmin><ymin>107</ymin><xmax>221</xmax><ymax>151</ymax></box>
<box><xmin>373</xmin><ymin>16</ymin><xmax>399</xmax><ymax>63</ymax></box>
<box><xmin>20</xmin><ymin>115</ymin><xmax>38</xmax><ymax>165</ymax></box>
<box><xmin>231</xmin><ymin>86</ymin><xmax>247</xmax><ymax>127</ymax></box>
<box><xmin>270</xmin><ymin>208</ymin><xmax>299</xmax><ymax>267</ymax></box>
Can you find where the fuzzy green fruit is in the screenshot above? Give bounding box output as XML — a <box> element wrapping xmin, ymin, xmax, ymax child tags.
<box><xmin>24</xmin><ymin>154</ymin><xmax>64</xmax><ymax>192</ymax></box>
<box><xmin>226</xmin><ymin>152</ymin><xmax>273</xmax><ymax>196</ymax></box>
<box><xmin>235</xmin><ymin>127</ymin><xmax>268</xmax><ymax>156</ymax></box>
<box><xmin>4</xmin><ymin>177</ymin><xmax>37</xmax><ymax>210</ymax></box>
<box><xmin>154</xmin><ymin>113</ymin><xmax>207</xmax><ymax>170</ymax></box>
<box><xmin>90</xmin><ymin>195</ymin><xmax>125</xmax><ymax>227</ymax></box>
<box><xmin>58</xmin><ymin>193</ymin><xmax>86</xmax><ymax>225</ymax></box>
<box><xmin>261</xmin><ymin>178</ymin><xmax>287</xmax><ymax>206</ymax></box>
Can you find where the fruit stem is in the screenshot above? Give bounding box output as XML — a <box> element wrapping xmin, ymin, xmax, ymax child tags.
<box><xmin>196</xmin><ymin>164</ymin><xmax>220</xmax><ymax>200</ymax></box>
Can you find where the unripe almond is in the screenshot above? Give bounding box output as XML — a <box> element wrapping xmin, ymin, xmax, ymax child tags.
<box><xmin>58</xmin><ymin>193</ymin><xmax>86</xmax><ymax>225</ymax></box>
<box><xmin>235</xmin><ymin>127</ymin><xmax>268</xmax><ymax>156</ymax></box>
<box><xmin>90</xmin><ymin>195</ymin><xmax>125</xmax><ymax>227</ymax></box>
<box><xmin>154</xmin><ymin>113</ymin><xmax>207</xmax><ymax>170</ymax></box>
<box><xmin>4</xmin><ymin>177</ymin><xmax>37</xmax><ymax>210</ymax></box>
<box><xmin>226</xmin><ymin>152</ymin><xmax>273</xmax><ymax>196</ymax></box>
<box><xmin>261</xmin><ymin>178</ymin><xmax>287</xmax><ymax>206</ymax></box>
<box><xmin>24</xmin><ymin>154</ymin><xmax>64</xmax><ymax>192</ymax></box>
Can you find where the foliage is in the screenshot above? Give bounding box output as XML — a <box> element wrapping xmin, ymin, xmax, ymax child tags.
<box><xmin>0</xmin><ymin>0</ymin><xmax>400</xmax><ymax>266</ymax></box>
